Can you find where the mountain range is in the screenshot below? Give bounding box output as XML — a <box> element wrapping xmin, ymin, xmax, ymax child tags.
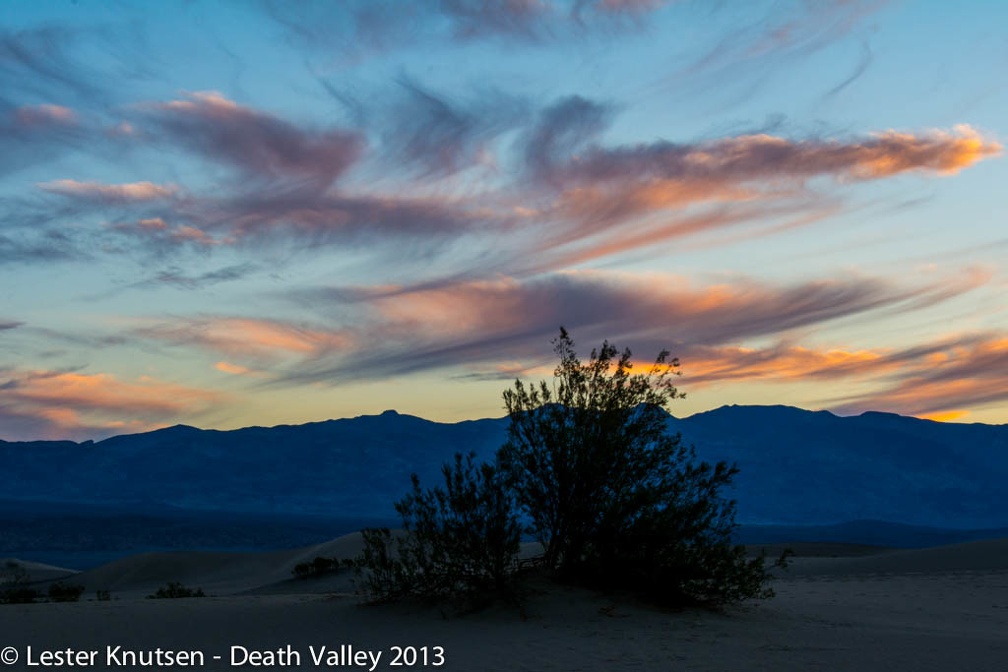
<box><xmin>2</xmin><ymin>405</ymin><xmax>1006</xmax><ymax>565</ymax></box>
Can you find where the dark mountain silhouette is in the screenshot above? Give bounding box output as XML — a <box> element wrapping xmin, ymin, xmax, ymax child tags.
<box><xmin>2</xmin><ymin>405</ymin><xmax>1006</xmax><ymax>565</ymax></box>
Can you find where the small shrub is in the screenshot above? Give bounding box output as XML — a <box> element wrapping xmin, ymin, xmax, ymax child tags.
<box><xmin>96</xmin><ymin>589</ymin><xmax>112</xmax><ymax>601</ymax></box>
<box><xmin>775</xmin><ymin>547</ymin><xmax>796</xmax><ymax>570</ymax></box>
<box><xmin>355</xmin><ymin>452</ymin><xmax>521</xmax><ymax>606</ymax></box>
<box><xmin>292</xmin><ymin>556</ymin><xmax>347</xmax><ymax>579</ymax></box>
<box><xmin>0</xmin><ymin>561</ymin><xmax>38</xmax><ymax>604</ymax></box>
<box><xmin>147</xmin><ymin>582</ymin><xmax>205</xmax><ymax>599</ymax></box>
<box><xmin>1</xmin><ymin>561</ymin><xmax>28</xmax><ymax>586</ymax></box>
<box><xmin>1</xmin><ymin>586</ymin><xmax>40</xmax><ymax>604</ymax></box>
<box><xmin>48</xmin><ymin>582</ymin><xmax>85</xmax><ymax>602</ymax></box>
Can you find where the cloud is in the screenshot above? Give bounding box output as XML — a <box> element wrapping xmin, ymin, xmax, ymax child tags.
<box><xmin>577</xmin><ymin>0</ymin><xmax>668</xmax><ymax>13</ymax></box>
<box><xmin>163</xmin><ymin>187</ymin><xmax>482</xmax><ymax>248</ymax></box>
<box><xmin>440</xmin><ymin>0</ymin><xmax>549</xmax><ymax>39</ymax></box>
<box><xmin>0</xmin><ymin>231</ymin><xmax>80</xmax><ymax>265</ymax></box>
<box><xmin>667</xmin><ymin>332</ymin><xmax>1008</xmax><ymax>422</ymax></box>
<box><xmin>0</xmin><ymin>320</ymin><xmax>23</xmax><ymax>331</ymax></box>
<box><xmin>0</xmin><ymin>103</ymin><xmax>85</xmax><ymax>177</ymax></box>
<box><xmin>673</xmin><ymin>0</ymin><xmax>890</xmax><ymax>100</ymax></box>
<box><xmin>0</xmin><ymin>26</ymin><xmax>104</xmax><ymax>107</ymax></box>
<box><xmin>827</xmin><ymin>335</ymin><xmax>1008</xmax><ymax>419</ymax></box>
<box><xmin>376</xmin><ymin>78</ymin><xmax>529</xmax><ymax>177</ymax></box>
<box><xmin>214</xmin><ymin>361</ymin><xmax>254</xmax><ymax>376</ymax></box>
<box><xmin>38</xmin><ymin>179</ymin><xmax>179</xmax><ymax>203</ymax></box>
<box><xmin>547</xmin><ymin>125</ymin><xmax>1001</xmax><ymax>188</ymax></box>
<box><xmin>524</xmin><ymin>95</ymin><xmax>612</xmax><ymax>184</ymax></box>
<box><xmin>133</xmin><ymin>317</ymin><xmax>352</xmax><ymax>364</ymax></box>
<box><xmin>143</xmin><ymin>91</ymin><xmax>365</xmax><ymax>185</ymax></box>
<box><xmin>0</xmin><ymin>368</ymin><xmax>226</xmax><ymax>441</ymax></box>
<box><xmin>263</xmin><ymin>268</ymin><xmax>985</xmax><ymax>385</ymax></box>
<box><xmin>144</xmin><ymin>264</ymin><xmax>259</xmax><ymax>290</ymax></box>
<box><xmin>510</xmin><ymin>120</ymin><xmax>1000</xmax><ymax>266</ymax></box>
<box><xmin>262</xmin><ymin>0</ymin><xmax>668</xmax><ymax>54</ymax></box>
<box><xmin>13</xmin><ymin>103</ymin><xmax>77</xmax><ymax>126</ymax></box>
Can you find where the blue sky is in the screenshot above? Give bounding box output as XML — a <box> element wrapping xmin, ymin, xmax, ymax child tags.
<box><xmin>1</xmin><ymin>0</ymin><xmax>1005</xmax><ymax>440</ymax></box>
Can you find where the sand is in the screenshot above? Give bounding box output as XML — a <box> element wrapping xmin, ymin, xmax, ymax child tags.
<box><xmin>2</xmin><ymin>536</ymin><xmax>1007</xmax><ymax>671</ymax></box>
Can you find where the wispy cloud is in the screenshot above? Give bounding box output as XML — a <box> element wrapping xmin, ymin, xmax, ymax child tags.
<box><xmin>827</xmin><ymin>335</ymin><xmax>1008</xmax><ymax>419</ymax></box>
<box><xmin>514</xmin><ymin>116</ymin><xmax>1000</xmax><ymax>266</ymax></box>
<box><xmin>673</xmin><ymin>0</ymin><xmax>890</xmax><ymax>99</ymax></box>
<box><xmin>38</xmin><ymin>179</ymin><xmax>179</xmax><ymax>202</ymax></box>
<box><xmin>538</xmin><ymin>124</ymin><xmax>1000</xmax><ymax>189</ymax></box>
<box><xmin>261</xmin><ymin>0</ymin><xmax>670</xmax><ymax>54</ymax></box>
<box><xmin>133</xmin><ymin>316</ymin><xmax>352</xmax><ymax>364</ymax></box>
<box><xmin>0</xmin><ymin>103</ymin><xmax>84</xmax><ymax>177</ymax></box>
<box><xmin>0</xmin><ymin>27</ymin><xmax>104</xmax><ymax>107</ymax></box>
<box><xmin>0</xmin><ymin>231</ymin><xmax>81</xmax><ymax>265</ymax></box>
<box><xmin>143</xmin><ymin>91</ymin><xmax>365</xmax><ymax>185</ymax></box>
<box><xmin>174</xmin><ymin>268</ymin><xmax>984</xmax><ymax>386</ymax></box>
<box><xmin>0</xmin><ymin>367</ymin><xmax>227</xmax><ymax>441</ymax></box>
<box><xmin>374</xmin><ymin>78</ymin><xmax>529</xmax><ymax>177</ymax></box>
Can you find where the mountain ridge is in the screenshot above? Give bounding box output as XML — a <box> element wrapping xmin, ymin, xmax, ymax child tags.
<box><xmin>2</xmin><ymin>405</ymin><xmax>1005</xmax><ymax>530</ymax></box>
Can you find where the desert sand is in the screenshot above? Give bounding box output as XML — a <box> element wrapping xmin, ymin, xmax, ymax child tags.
<box><xmin>2</xmin><ymin>535</ymin><xmax>1007</xmax><ymax>671</ymax></box>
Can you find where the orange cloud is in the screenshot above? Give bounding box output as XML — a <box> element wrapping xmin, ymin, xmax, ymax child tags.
<box><xmin>827</xmin><ymin>337</ymin><xmax>1008</xmax><ymax>419</ymax></box>
<box><xmin>557</xmin><ymin>126</ymin><xmax>1001</xmax><ymax>191</ymax></box>
<box><xmin>847</xmin><ymin>126</ymin><xmax>1001</xmax><ymax>178</ymax></box>
<box><xmin>679</xmin><ymin>343</ymin><xmax>896</xmax><ymax>386</ymax></box>
<box><xmin>215</xmin><ymin>361</ymin><xmax>252</xmax><ymax>376</ymax></box>
<box><xmin>136</xmin><ymin>317</ymin><xmax>352</xmax><ymax>362</ymax></box>
<box><xmin>677</xmin><ymin>334</ymin><xmax>1008</xmax><ymax>422</ymax></box>
<box><xmin>920</xmin><ymin>410</ymin><xmax>971</xmax><ymax>423</ymax></box>
<box><xmin>0</xmin><ymin>369</ymin><xmax>226</xmax><ymax>441</ymax></box>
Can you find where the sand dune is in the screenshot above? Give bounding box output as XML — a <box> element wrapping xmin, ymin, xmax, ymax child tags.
<box><xmin>783</xmin><ymin>538</ymin><xmax>1008</xmax><ymax>577</ymax></box>
<box><xmin>0</xmin><ymin>558</ymin><xmax>78</xmax><ymax>584</ymax></box>
<box><xmin>2</xmin><ymin>537</ymin><xmax>1007</xmax><ymax>671</ymax></box>
<box><xmin>65</xmin><ymin>533</ymin><xmax>368</xmax><ymax>598</ymax></box>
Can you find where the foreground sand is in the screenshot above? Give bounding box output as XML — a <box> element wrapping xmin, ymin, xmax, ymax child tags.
<box><xmin>2</xmin><ymin>537</ymin><xmax>1007</xmax><ymax>671</ymax></box>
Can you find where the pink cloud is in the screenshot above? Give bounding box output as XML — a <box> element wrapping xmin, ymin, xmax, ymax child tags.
<box><xmin>38</xmin><ymin>179</ymin><xmax>178</xmax><ymax>202</ymax></box>
<box><xmin>14</xmin><ymin>103</ymin><xmax>77</xmax><ymax>127</ymax></box>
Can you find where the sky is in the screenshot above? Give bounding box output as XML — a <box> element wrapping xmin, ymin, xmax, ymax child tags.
<box><xmin>1</xmin><ymin>0</ymin><xmax>1006</xmax><ymax>441</ymax></box>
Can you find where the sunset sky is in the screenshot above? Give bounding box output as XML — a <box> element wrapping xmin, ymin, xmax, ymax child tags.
<box><xmin>1</xmin><ymin>0</ymin><xmax>1006</xmax><ymax>441</ymax></box>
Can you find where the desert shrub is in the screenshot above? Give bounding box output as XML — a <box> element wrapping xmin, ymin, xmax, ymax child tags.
<box><xmin>498</xmin><ymin>328</ymin><xmax>773</xmax><ymax>607</ymax></box>
<box><xmin>48</xmin><ymin>582</ymin><xmax>85</xmax><ymax>602</ymax></box>
<box><xmin>0</xmin><ymin>561</ymin><xmax>38</xmax><ymax>604</ymax></box>
<box><xmin>96</xmin><ymin>589</ymin><xmax>112</xmax><ymax>601</ymax></box>
<box><xmin>355</xmin><ymin>452</ymin><xmax>521</xmax><ymax>605</ymax></box>
<box><xmin>292</xmin><ymin>556</ymin><xmax>350</xmax><ymax>579</ymax></box>
<box><xmin>147</xmin><ymin>582</ymin><xmax>205</xmax><ymax>599</ymax></box>
<box><xmin>1</xmin><ymin>586</ymin><xmax>40</xmax><ymax>604</ymax></box>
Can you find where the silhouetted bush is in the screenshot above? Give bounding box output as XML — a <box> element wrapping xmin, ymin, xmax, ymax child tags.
<box><xmin>0</xmin><ymin>561</ymin><xmax>38</xmax><ymax>604</ymax></box>
<box><xmin>499</xmin><ymin>329</ymin><xmax>772</xmax><ymax>607</ymax></box>
<box><xmin>147</xmin><ymin>582</ymin><xmax>205</xmax><ymax>599</ymax></box>
<box><xmin>48</xmin><ymin>582</ymin><xmax>85</xmax><ymax>602</ymax></box>
<box><xmin>292</xmin><ymin>556</ymin><xmax>354</xmax><ymax>579</ymax></box>
<box><xmin>356</xmin><ymin>452</ymin><xmax>521</xmax><ymax>605</ymax></box>
<box><xmin>96</xmin><ymin>589</ymin><xmax>112</xmax><ymax>601</ymax></box>
<box><xmin>1</xmin><ymin>587</ymin><xmax>40</xmax><ymax>604</ymax></box>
